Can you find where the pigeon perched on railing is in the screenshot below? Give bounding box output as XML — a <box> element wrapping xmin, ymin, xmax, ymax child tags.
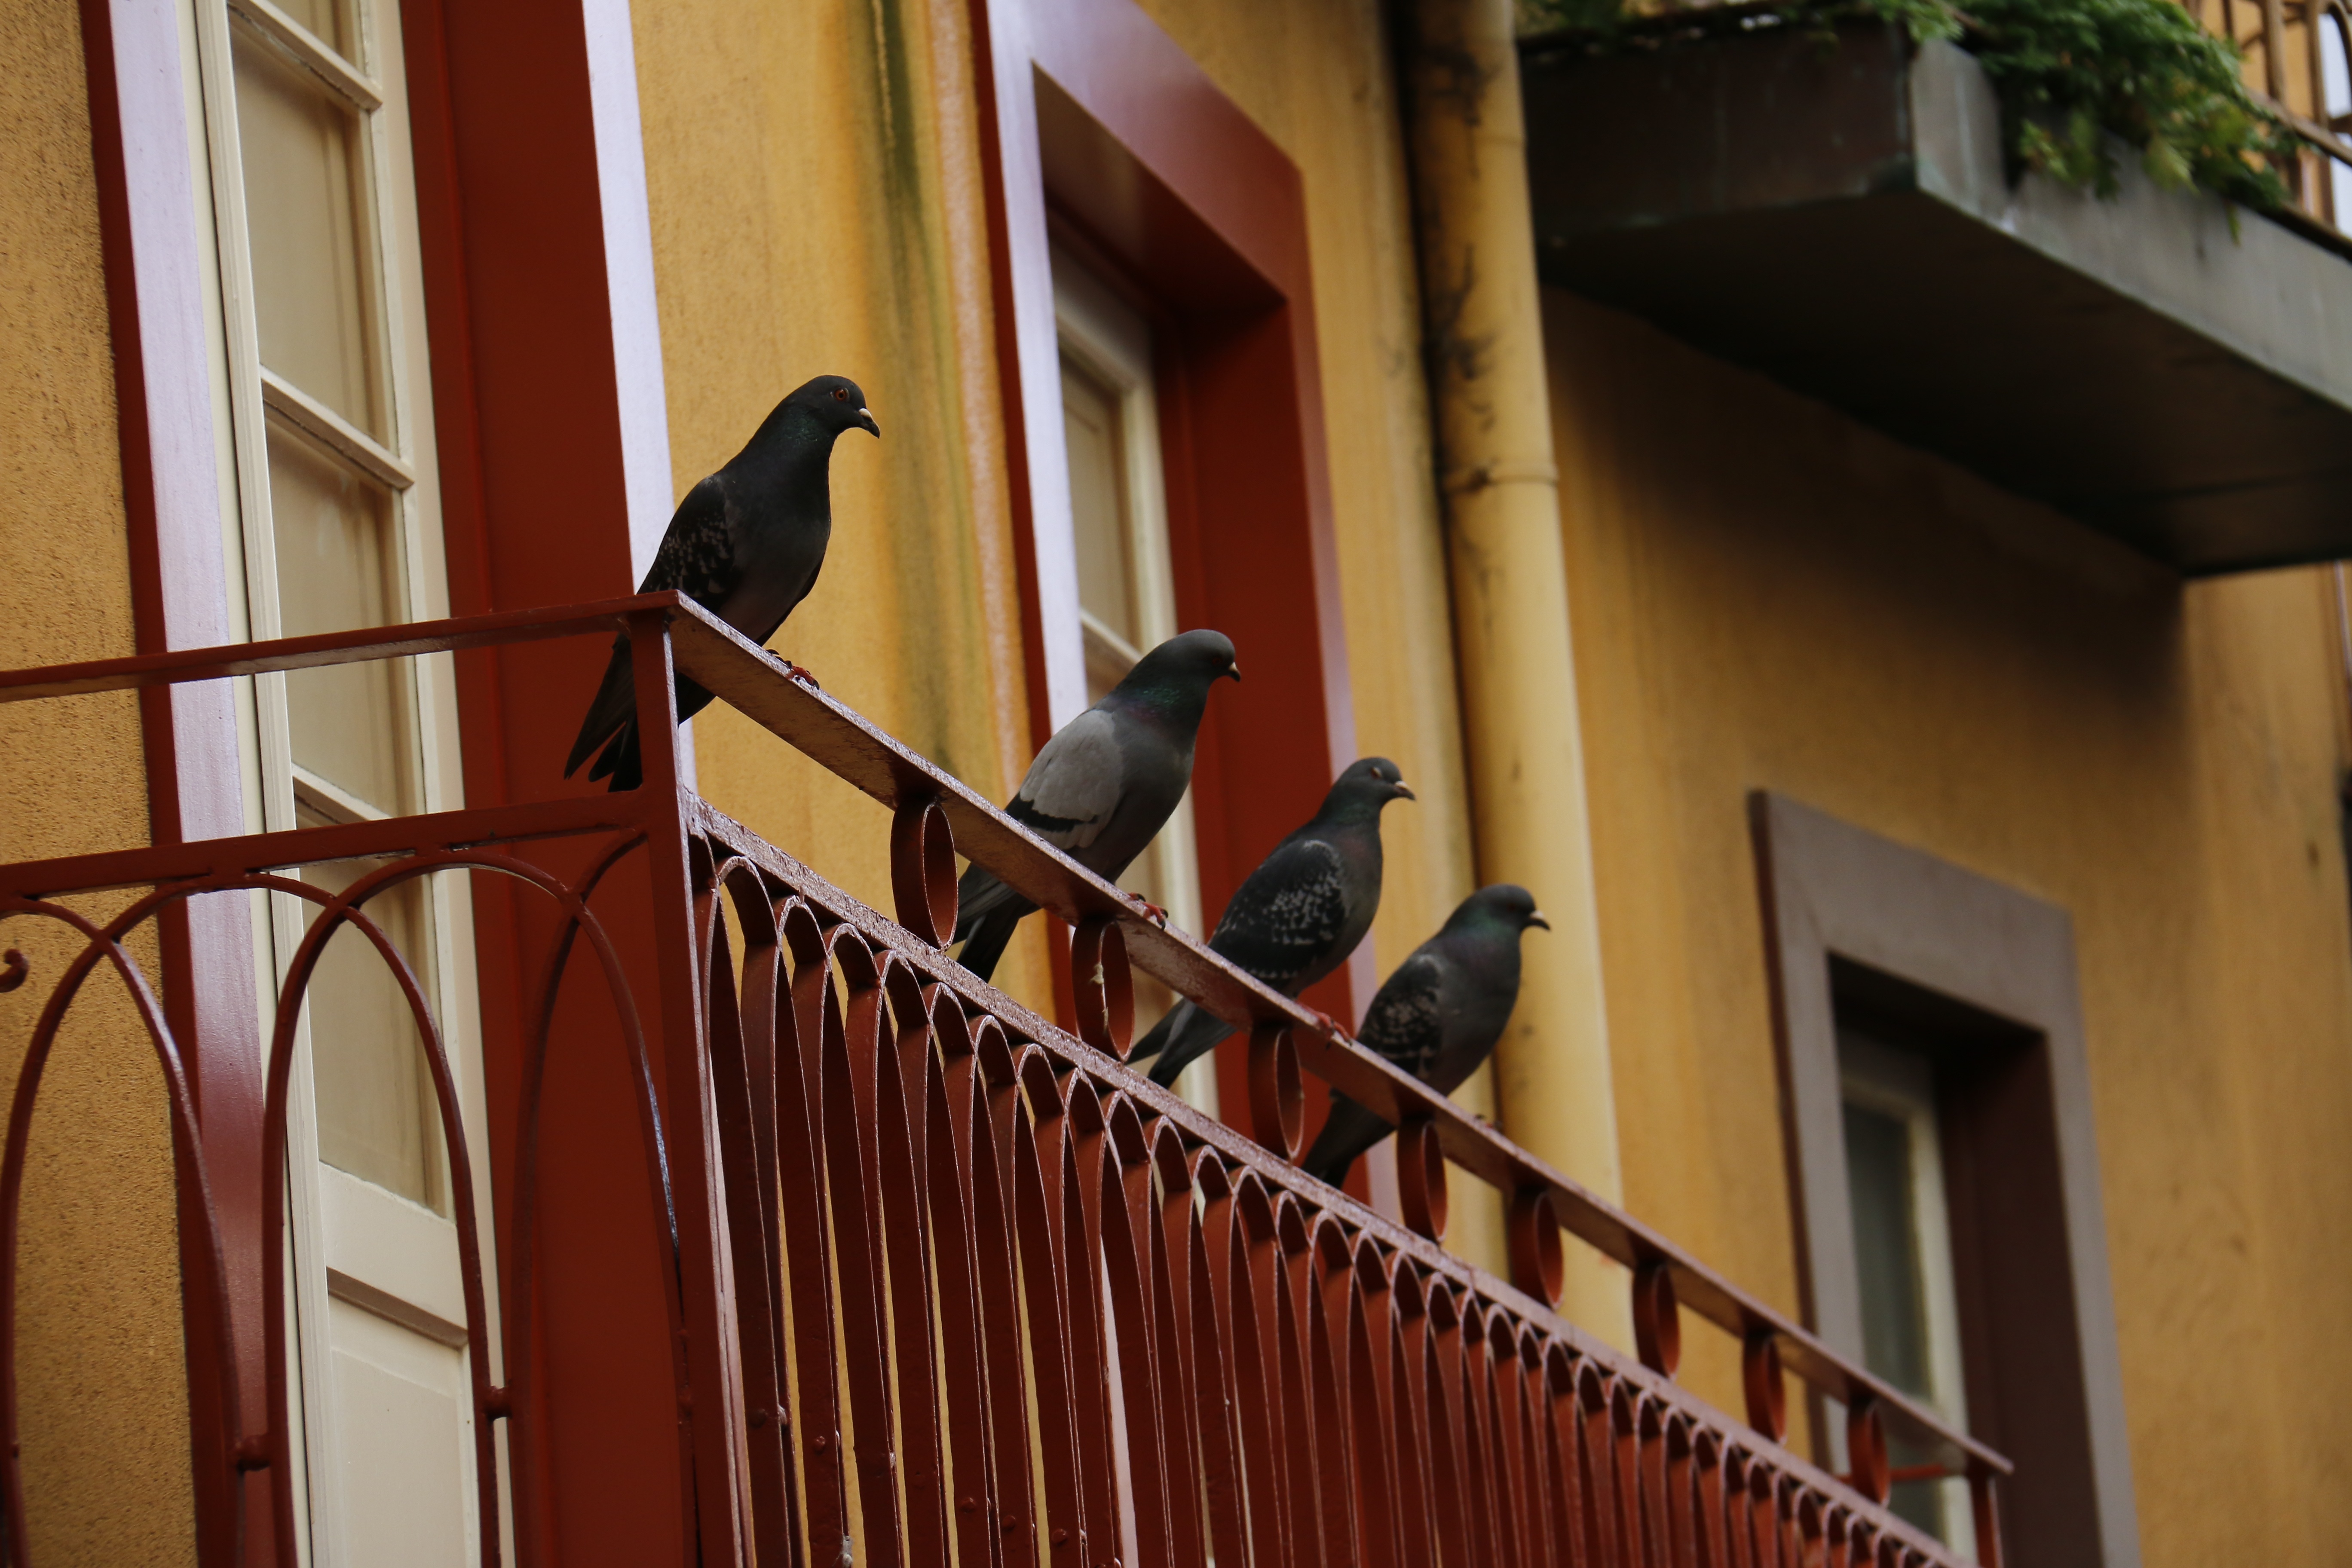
<box><xmin>1134</xmin><ymin>756</ymin><xmax>1415</xmax><ymax>1088</ymax></box>
<box><xmin>952</xmin><ymin>631</ymin><xmax>1241</xmax><ymax>983</ymax></box>
<box><xmin>565</xmin><ymin>374</ymin><xmax>880</xmax><ymax>791</ymax></box>
<box><xmin>1300</xmin><ymin>884</ymin><xmax>1549</xmax><ymax>1189</ymax></box>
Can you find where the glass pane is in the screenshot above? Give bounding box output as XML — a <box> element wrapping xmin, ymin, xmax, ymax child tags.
<box><xmin>1845</xmin><ymin>1100</ymin><xmax>1931</xmax><ymax>1393</ymax></box>
<box><xmin>1845</xmin><ymin>1098</ymin><xmax>1943</xmax><ymax>1535</ymax></box>
<box><xmin>270</xmin><ymin>0</ymin><xmax>358</xmax><ymax>61</ymax></box>
<box><xmin>270</xmin><ymin>421</ymin><xmax>420</xmax><ymax>815</ymax></box>
<box><xmin>299</xmin><ymin>802</ymin><xmax>446</xmax><ymax>1211</ymax></box>
<box><xmin>234</xmin><ymin>19</ymin><xmax>387</xmax><ymax>438</ymax></box>
<box><xmin>1061</xmin><ymin>355</ymin><xmax>1137</xmax><ymax>649</ymax></box>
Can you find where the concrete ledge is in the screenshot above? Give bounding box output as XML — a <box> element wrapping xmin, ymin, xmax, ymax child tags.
<box><xmin>1521</xmin><ymin>21</ymin><xmax>2352</xmax><ymax>573</ymax></box>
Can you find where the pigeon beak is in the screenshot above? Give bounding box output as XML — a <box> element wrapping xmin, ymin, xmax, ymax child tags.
<box><xmin>1392</xmin><ymin>780</ymin><xmax>1416</xmax><ymax>801</ymax></box>
<box><xmin>1527</xmin><ymin>910</ymin><xmax>1551</xmax><ymax>931</ymax></box>
<box><xmin>1225</xmin><ymin>662</ymin><xmax>1243</xmax><ymax>683</ymax></box>
<box><xmin>856</xmin><ymin>408</ymin><xmax>881</xmax><ymax>438</ymax></box>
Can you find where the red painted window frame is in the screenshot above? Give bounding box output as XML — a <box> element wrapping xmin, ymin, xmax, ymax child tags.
<box><xmin>974</xmin><ymin>0</ymin><xmax>1369</xmax><ymax>1127</ymax></box>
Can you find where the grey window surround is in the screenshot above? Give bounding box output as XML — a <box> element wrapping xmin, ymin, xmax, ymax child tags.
<box><xmin>1750</xmin><ymin>791</ymin><xmax>2140</xmax><ymax>1568</ymax></box>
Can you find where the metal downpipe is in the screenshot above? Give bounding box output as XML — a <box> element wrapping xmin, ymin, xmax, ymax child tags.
<box><xmin>1396</xmin><ymin>0</ymin><xmax>1629</xmax><ymax>1340</ymax></box>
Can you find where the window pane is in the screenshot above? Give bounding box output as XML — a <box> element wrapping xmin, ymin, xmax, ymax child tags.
<box><xmin>269</xmin><ymin>0</ymin><xmax>358</xmax><ymax>61</ymax></box>
<box><xmin>1844</xmin><ymin>1100</ymin><xmax>1932</xmax><ymax>1396</ymax></box>
<box><xmin>1062</xmin><ymin>355</ymin><xmax>1138</xmax><ymax>650</ymax></box>
<box><xmin>299</xmin><ymin>805</ymin><xmax>446</xmax><ymax>1213</ymax></box>
<box><xmin>234</xmin><ymin>21</ymin><xmax>387</xmax><ymax>438</ymax></box>
<box><xmin>1845</xmin><ymin>1096</ymin><xmax>1947</xmax><ymax>1536</ymax></box>
<box><xmin>269</xmin><ymin>421</ymin><xmax>420</xmax><ymax>815</ymax></box>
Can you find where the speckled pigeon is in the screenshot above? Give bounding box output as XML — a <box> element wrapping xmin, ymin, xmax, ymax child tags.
<box><xmin>952</xmin><ymin>630</ymin><xmax>1242</xmax><ymax>983</ymax></box>
<box><xmin>565</xmin><ymin>374</ymin><xmax>879</xmax><ymax>790</ymax></box>
<box><xmin>1300</xmin><ymin>884</ymin><xmax>1549</xmax><ymax>1188</ymax></box>
<box><xmin>1135</xmin><ymin>756</ymin><xmax>1415</xmax><ymax>1088</ymax></box>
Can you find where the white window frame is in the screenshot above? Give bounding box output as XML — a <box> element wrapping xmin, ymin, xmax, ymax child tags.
<box><xmin>178</xmin><ymin>0</ymin><xmax>497</xmax><ymax>1559</ymax></box>
<box><xmin>1051</xmin><ymin>248</ymin><xmax>1214</xmax><ymax>1114</ymax></box>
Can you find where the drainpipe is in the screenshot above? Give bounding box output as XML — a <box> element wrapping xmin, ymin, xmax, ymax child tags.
<box><xmin>1397</xmin><ymin>0</ymin><xmax>1629</xmax><ymax>1340</ymax></box>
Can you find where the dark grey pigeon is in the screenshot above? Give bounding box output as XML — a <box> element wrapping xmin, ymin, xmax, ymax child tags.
<box><xmin>953</xmin><ymin>631</ymin><xmax>1241</xmax><ymax>983</ymax></box>
<box><xmin>565</xmin><ymin>374</ymin><xmax>880</xmax><ymax>790</ymax></box>
<box><xmin>1136</xmin><ymin>757</ymin><xmax>1415</xmax><ymax>1088</ymax></box>
<box><xmin>1300</xmin><ymin>884</ymin><xmax>1549</xmax><ymax>1188</ymax></box>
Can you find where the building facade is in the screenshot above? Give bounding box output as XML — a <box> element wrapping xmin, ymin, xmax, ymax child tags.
<box><xmin>1</xmin><ymin>0</ymin><xmax>2348</xmax><ymax>1562</ymax></box>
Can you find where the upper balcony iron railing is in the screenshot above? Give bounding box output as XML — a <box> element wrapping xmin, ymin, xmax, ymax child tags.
<box><xmin>0</xmin><ymin>593</ymin><xmax>2011</xmax><ymax>1568</ymax></box>
<box><xmin>1571</xmin><ymin>0</ymin><xmax>2352</xmax><ymax>239</ymax></box>
<box><xmin>2199</xmin><ymin>0</ymin><xmax>2352</xmax><ymax>233</ymax></box>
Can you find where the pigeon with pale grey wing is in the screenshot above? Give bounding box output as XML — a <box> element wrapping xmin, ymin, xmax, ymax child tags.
<box><xmin>1299</xmin><ymin>884</ymin><xmax>1549</xmax><ymax>1188</ymax></box>
<box><xmin>565</xmin><ymin>374</ymin><xmax>879</xmax><ymax>791</ymax></box>
<box><xmin>952</xmin><ymin>630</ymin><xmax>1241</xmax><ymax>983</ymax></box>
<box><xmin>1133</xmin><ymin>756</ymin><xmax>1415</xmax><ymax>1088</ymax></box>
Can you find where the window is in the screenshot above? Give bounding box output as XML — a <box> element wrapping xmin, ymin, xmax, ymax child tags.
<box><xmin>986</xmin><ymin>12</ymin><xmax>1357</xmax><ymax>1141</ymax></box>
<box><xmin>1053</xmin><ymin>244</ymin><xmax>1210</xmax><ymax>1100</ymax></box>
<box><xmin>190</xmin><ymin>0</ymin><xmax>487</xmax><ymax>1556</ymax></box>
<box><xmin>1753</xmin><ymin>792</ymin><xmax>2141</xmax><ymax>1568</ymax></box>
<box><xmin>1839</xmin><ymin>1024</ymin><xmax>1974</xmax><ymax>1549</ymax></box>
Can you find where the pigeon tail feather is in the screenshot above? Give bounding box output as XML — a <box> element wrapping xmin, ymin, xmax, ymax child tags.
<box><xmin>1145</xmin><ymin>1004</ymin><xmax>1236</xmax><ymax>1088</ymax></box>
<box><xmin>1127</xmin><ymin>1003</ymin><xmax>1180</xmax><ymax>1065</ymax></box>
<box><xmin>588</xmin><ymin>720</ymin><xmax>643</xmax><ymax>793</ymax></box>
<box><xmin>567</xmin><ymin>638</ymin><xmax>637</xmax><ymax>779</ymax></box>
<box><xmin>955</xmin><ymin>904</ymin><xmax>1024</xmax><ymax>985</ymax></box>
<box><xmin>1301</xmin><ymin>1093</ymin><xmax>1391</xmax><ymax>1188</ymax></box>
<box><xmin>953</xmin><ymin>862</ymin><xmax>1041</xmax><ymax>941</ymax></box>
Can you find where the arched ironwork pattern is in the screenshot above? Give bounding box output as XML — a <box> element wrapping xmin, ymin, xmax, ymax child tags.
<box><xmin>0</xmin><ymin>593</ymin><xmax>2005</xmax><ymax>1566</ymax></box>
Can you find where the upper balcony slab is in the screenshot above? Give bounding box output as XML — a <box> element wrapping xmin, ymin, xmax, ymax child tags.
<box><xmin>1521</xmin><ymin>20</ymin><xmax>2352</xmax><ymax>574</ymax></box>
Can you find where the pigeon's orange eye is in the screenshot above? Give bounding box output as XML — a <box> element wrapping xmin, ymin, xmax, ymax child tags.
<box><xmin>833</xmin><ymin>387</ymin><xmax>851</xmax><ymax>402</ymax></box>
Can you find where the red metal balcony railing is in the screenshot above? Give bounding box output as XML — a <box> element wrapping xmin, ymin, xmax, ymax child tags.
<box><xmin>0</xmin><ymin>594</ymin><xmax>2011</xmax><ymax>1567</ymax></box>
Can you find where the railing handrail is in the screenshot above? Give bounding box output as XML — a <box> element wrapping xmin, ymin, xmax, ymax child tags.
<box><xmin>0</xmin><ymin>590</ymin><xmax>2008</xmax><ymax>1491</ymax></box>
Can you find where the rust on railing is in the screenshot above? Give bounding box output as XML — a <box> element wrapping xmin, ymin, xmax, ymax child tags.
<box><xmin>0</xmin><ymin>593</ymin><xmax>2009</xmax><ymax>1566</ymax></box>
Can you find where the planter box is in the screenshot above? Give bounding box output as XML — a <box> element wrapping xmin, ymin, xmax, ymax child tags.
<box><xmin>1521</xmin><ymin>21</ymin><xmax>2352</xmax><ymax>574</ymax></box>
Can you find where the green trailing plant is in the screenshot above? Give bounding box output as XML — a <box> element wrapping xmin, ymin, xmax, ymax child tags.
<box><xmin>1519</xmin><ymin>0</ymin><xmax>2300</xmax><ymax>212</ymax></box>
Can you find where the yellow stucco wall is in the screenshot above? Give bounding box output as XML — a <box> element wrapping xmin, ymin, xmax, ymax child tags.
<box><xmin>637</xmin><ymin>0</ymin><xmax>1512</xmax><ymax>1266</ymax></box>
<box><xmin>1545</xmin><ymin>285</ymin><xmax>2352</xmax><ymax>1561</ymax></box>
<box><xmin>630</xmin><ymin>0</ymin><xmax>1058</xmax><ymax>1010</ymax></box>
<box><xmin>0</xmin><ymin>3</ymin><xmax>196</xmax><ymax>1561</ymax></box>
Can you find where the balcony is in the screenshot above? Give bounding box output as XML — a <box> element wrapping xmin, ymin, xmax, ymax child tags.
<box><xmin>0</xmin><ymin>594</ymin><xmax>2009</xmax><ymax>1565</ymax></box>
<box><xmin>1519</xmin><ymin>14</ymin><xmax>2352</xmax><ymax>575</ymax></box>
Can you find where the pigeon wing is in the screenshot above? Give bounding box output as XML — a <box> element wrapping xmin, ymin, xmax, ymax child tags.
<box><xmin>1209</xmin><ymin>837</ymin><xmax>1350</xmax><ymax>992</ymax></box>
<box><xmin>638</xmin><ymin>475</ymin><xmax>740</xmax><ymax>613</ymax></box>
<box><xmin>1355</xmin><ymin>949</ymin><xmax>1447</xmax><ymax>1080</ymax></box>
<box><xmin>1008</xmin><ymin>708</ymin><xmax>1126</xmax><ymax>853</ymax></box>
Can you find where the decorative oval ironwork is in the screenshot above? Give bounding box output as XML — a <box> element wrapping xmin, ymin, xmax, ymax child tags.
<box><xmin>1396</xmin><ymin>1114</ymin><xmax>1449</xmax><ymax>1242</ymax></box>
<box><xmin>1632</xmin><ymin>1257</ymin><xmax>1682</xmax><ymax>1379</ymax></box>
<box><xmin>1070</xmin><ymin>915</ymin><xmax>1135</xmax><ymax>1058</ymax></box>
<box><xmin>1508</xmin><ymin>1185</ymin><xmax>1566</xmax><ymax>1307</ymax></box>
<box><xmin>1246</xmin><ymin>1021</ymin><xmax>1304</xmax><ymax>1158</ymax></box>
<box><xmin>890</xmin><ymin>796</ymin><xmax>958</xmax><ymax>946</ymax></box>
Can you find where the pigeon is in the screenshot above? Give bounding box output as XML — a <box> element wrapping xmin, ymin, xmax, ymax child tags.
<box><xmin>1298</xmin><ymin>884</ymin><xmax>1550</xmax><ymax>1188</ymax></box>
<box><xmin>565</xmin><ymin>374</ymin><xmax>880</xmax><ymax>790</ymax></box>
<box><xmin>1135</xmin><ymin>756</ymin><xmax>1416</xmax><ymax>1088</ymax></box>
<box><xmin>952</xmin><ymin>630</ymin><xmax>1242</xmax><ymax>983</ymax></box>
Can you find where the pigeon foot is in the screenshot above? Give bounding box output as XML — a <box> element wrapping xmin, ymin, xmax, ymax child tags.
<box><xmin>782</xmin><ymin>661</ymin><xmax>821</xmax><ymax>689</ymax></box>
